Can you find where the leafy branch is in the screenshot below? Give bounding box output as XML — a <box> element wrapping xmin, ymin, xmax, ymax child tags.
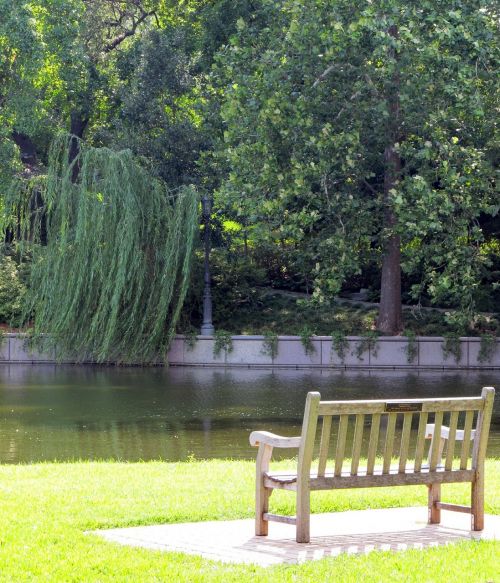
<box><xmin>213</xmin><ymin>330</ymin><xmax>233</xmax><ymax>357</ymax></box>
<box><xmin>261</xmin><ymin>330</ymin><xmax>279</xmax><ymax>360</ymax></box>
<box><xmin>442</xmin><ymin>333</ymin><xmax>462</xmax><ymax>363</ymax></box>
<box><xmin>478</xmin><ymin>334</ymin><xmax>496</xmax><ymax>364</ymax></box>
<box><xmin>403</xmin><ymin>330</ymin><xmax>418</xmax><ymax>364</ymax></box>
<box><xmin>331</xmin><ymin>330</ymin><xmax>348</xmax><ymax>363</ymax></box>
<box><xmin>355</xmin><ymin>331</ymin><xmax>379</xmax><ymax>360</ymax></box>
<box><xmin>299</xmin><ymin>325</ymin><xmax>316</xmax><ymax>356</ymax></box>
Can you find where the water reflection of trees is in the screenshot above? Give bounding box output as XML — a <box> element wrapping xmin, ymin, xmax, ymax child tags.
<box><xmin>0</xmin><ymin>366</ymin><xmax>498</xmax><ymax>463</ymax></box>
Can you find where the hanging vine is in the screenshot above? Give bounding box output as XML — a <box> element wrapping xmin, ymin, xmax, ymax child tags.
<box><xmin>2</xmin><ymin>134</ymin><xmax>199</xmax><ymax>364</ymax></box>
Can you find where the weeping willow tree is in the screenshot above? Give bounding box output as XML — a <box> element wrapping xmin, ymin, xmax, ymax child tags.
<box><xmin>3</xmin><ymin>134</ymin><xmax>198</xmax><ymax>363</ymax></box>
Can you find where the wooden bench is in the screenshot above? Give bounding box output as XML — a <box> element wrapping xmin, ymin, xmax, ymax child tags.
<box><xmin>249</xmin><ymin>387</ymin><xmax>495</xmax><ymax>543</ymax></box>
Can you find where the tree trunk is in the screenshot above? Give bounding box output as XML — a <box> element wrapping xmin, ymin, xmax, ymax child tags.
<box><xmin>69</xmin><ymin>111</ymin><xmax>89</xmax><ymax>182</ymax></box>
<box><xmin>377</xmin><ymin>198</ymin><xmax>402</xmax><ymax>335</ymax></box>
<box><xmin>376</xmin><ymin>24</ymin><xmax>403</xmax><ymax>335</ymax></box>
<box><xmin>12</xmin><ymin>131</ymin><xmax>37</xmax><ymax>167</ymax></box>
<box><xmin>10</xmin><ymin>131</ymin><xmax>47</xmax><ymax>244</ymax></box>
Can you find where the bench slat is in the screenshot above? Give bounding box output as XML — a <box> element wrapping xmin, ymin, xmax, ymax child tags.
<box><xmin>429</xmin><ymin>411</ymin><xmax>444</xmax><ymax>471</ymax></box>
<box><xmin>398</xmin><ymin>412</ymin><xmax>413</xmax><ymax>473</ymax></box>
<box><xmin>351</xmin><ymin>414</ymin><xmax>364</xmax><ymax>475</ymax></box>
<box><xmin>445</xmin><ymin>411</ymin><xmax>459</xmax><ymax>471</ymax></box>
<box><xmin>262</xmin><ymin>467</ymin><xmax>476</xmax><ymax>491</ymax></box>
<box><xmin>383</xmin><ymin>413</ymin><xmax>397</xmax><ymax>474</ymax></box>
<box><xmin>309</xmin><ymin>468</ymin><xmax>476</xmax><ymax>490</ymax></box>
<box><xmin>334</xmin><ymin>415</ymin><xmax>349</xmax><ymax>477</ymax></box>
<box><xmin>414</xmin><ymin>412</ymin><xmax>429</xmax><ymax>472</ymax></box>
<box><xmin>460</xmin><ymin>410</ymin><xmax>474</xmax><ymax>470</ymax></box>
<box><xmin>318</xmin><ymin>397</ymin><xmax>484</xmax><ymax>416</ymax></box>
<box><xmin>317</xmin><ymin>415</ymin><xmax>332</xmax><ymax>477</ymax></box>
<box><xmin>366</xmin><ymin>413</ymin><xmax>381</xmax><ymax>475</ymax></box>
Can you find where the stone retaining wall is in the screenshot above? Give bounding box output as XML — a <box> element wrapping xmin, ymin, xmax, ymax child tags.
<box><xmin>2</xmin><ymin>333</ymin><xmax>499</xmax><ymax>369</ymax></box>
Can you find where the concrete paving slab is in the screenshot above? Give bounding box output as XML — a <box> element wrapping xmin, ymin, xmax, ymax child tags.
<box><xmin>92</xmin><ymin>507</ymin><xmax>499</xmax><ymax>566</ymax></box>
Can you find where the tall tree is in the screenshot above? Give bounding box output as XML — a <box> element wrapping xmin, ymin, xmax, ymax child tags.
<box><xmin>0</xmin><ymin>1</ymin><xmax>42</xmax><ymax>189</ymax></box>
<box><xmin>33</xmin><ymin>1</ymin><xmax>159</xmax><ymax>142</ymax></box>
<box><xmin>3</xmin><ymin>135</ymin><xmax>198</xmax><ymax>363</ymax></box>
<box><xmin>214</xmin><ymin>0</ymin><xmax>499</xmax><ymax>333</ymax></box>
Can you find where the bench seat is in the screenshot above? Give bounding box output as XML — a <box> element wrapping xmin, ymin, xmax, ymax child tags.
<box><xmin>264</xmin><ymin>467</ymin><xmax>476</xmax><ymax>490</ymax></box>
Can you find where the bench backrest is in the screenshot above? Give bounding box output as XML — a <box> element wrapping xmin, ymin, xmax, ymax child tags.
<box><xmin>297</xmin><ymin>387</ymin><xmax>495</xmax><ymax>480</ymax></box>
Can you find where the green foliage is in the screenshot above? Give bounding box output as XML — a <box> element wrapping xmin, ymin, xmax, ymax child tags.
<box><xmin>355</xmin><ymin>331</ymin><xmax>379</xmax><ymax>360</ymax></box>
<box><xmin>214</xmin><ymin>0</ymin><xmax>499</xmax><ymax>323</ymax></box>
<box><xmin>183</xmin><ymin>328</ymin><xmax>199</xmax><ymax>352</ymax></box>
<box><xmin>3</xmin><ymin>0</ymin><xmax>499</xmax><ymax>342</ymax></box>
<box><xmin>182</xmin><ymin>280</ymin><xmax>498</xmax><ymax>339</ymax></box>
<box><xmin>110</xmin><ymin>26</ymin><xmax>207</xmax><ymax>188</ymax></box>
<box><xmin>331</xmin><ymin>330</ymin><xmax>348</xmax><ymax>363</ymax></box>
<box><xmin>0</xmin><ymin>255</ymin><xmax>27</xmax><ymax>326</ymax></box>
<box><xmin>0</xmin><ymin>1</ymin><xmax>42</xmax><ymax>186</ymax></box>
<box><xmin>299</xmin><ymin>325</ymin><xmax>316</xmax><ymax>356</ymax></box>
<box><xmin>209</xmin><ymin>253</ymin><xmax>267</xmax><ymax>326</ymax></box>
<box><xmin>261</xmin><ymin>329</ymin><xmax>279</xmax><ymax>360</ymax></box>
<box><xmin>2</xmin><ymin>134</ymin><xmax>198</xmax><ymax>363</ymax></box>
<box><xmin>0</xmin><ymin>131</ymin><xmax>22</xmax><ymax>193</ymax></box>
<box><xmin>442</xmin><ymin>333</ymin><xmax>462</xmax><ymax>363</ymax></box>
<box><xmin>403</xmin><ymin>330</ymin><xmax>418</xmax><ymax>364</ymax></box>
<box><xmin>478</xmin><ymin>334</ymin><xmax>497</xmax><ymax>364</ymax></box>
<box><xmin>213</xmin><ymin>329</ymin><xmax>233</xmax><ymax>357</ymax></box>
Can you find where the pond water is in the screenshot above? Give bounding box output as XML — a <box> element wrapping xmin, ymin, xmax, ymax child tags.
<box><xmin>0</xmin><ymin>365</ymin><xmax>498</xmax><ymax>464</ymax></box>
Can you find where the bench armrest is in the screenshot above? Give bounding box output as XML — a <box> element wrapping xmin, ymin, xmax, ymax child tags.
<box><xmin>249</xmin><ymin>431</ymin><xmax>302</xmax><ymax>448</ymax></box>
<box><xmin>425</xmin><ymin>424</ymin><xmax>476</xmax><ymax>441</ymax></box>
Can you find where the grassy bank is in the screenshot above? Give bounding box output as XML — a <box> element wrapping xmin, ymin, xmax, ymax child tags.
<box><xmin>0</xmin><ymin>459</ymin><xmax>498</xmax><ymax>582</ymax></box>
<box><xmin>203</xmin><ymin>289</ymin><xmax>499</xmax><ymax>338</ymax></box>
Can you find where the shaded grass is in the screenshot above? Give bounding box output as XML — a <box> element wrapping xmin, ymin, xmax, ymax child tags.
<box><xmin>210</xmin><ymin>291</ymin><xmax>498</xmax><ymax>337</ymax></box>
<box><xmin>0</xmin><ymin>459</ymin><xmax>498</xmax><ymax>582</ymax></box>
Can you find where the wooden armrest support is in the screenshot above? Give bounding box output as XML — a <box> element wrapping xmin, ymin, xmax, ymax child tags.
<box><xmin>425</xmin><ymin>424</ymin><xmax>476</xmax><ymax>441</ymax></box>
<box><xmin>249</xmin><ymin>431</ymin><xmax>302</xmax><ymax>448</ymax></box>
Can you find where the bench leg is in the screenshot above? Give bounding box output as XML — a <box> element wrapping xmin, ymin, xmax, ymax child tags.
<box><xmin>427</xmin><ymin>483</ymin><xmax>441</xmax><ymax>524</ymax></box>
<box><xmin>255</xmin><ymin>484</ymin><xmax>271</xmax><ymax>536</ymax></box>
<box><xmin>296</xmin><ymin>486</ymin><xmax>310</xmax><ymax>543</ymax></box>
<box><xmin>255</xmin><ymin>443</ymin><xmax>273</xmax><ymax>536</ymax></box>
<box><xmin>471</xmin><ymin>473</ymin><xmax>484</xmax><ymax>531</ymax></box>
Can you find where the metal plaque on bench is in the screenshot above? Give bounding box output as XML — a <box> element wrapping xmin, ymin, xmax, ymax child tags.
<box><xmin>385</xmin><ymin>402</ymin><xmax>423</xmax><ymax>413</ymax></box>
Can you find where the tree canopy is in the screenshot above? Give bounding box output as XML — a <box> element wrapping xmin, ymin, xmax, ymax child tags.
<box><xmin>0</xmin><ymin>0</ymin><xmax>498</xmax><ymax>353</ymax></box>
<box><xmin>214</xmin><ymin>0</ymin><xmax>499</xmax><ymax>332</ymax></box>
<box><xmin>4</xmin><ymin>135</ymin><xmax>197</xmax><ymax>363</ymax></box>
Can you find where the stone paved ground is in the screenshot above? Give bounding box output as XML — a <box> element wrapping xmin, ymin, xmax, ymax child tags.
<box><xmin>93</xmin><ymin>507</ymin><xmax>499</xmax><ymax>566</ymax></box>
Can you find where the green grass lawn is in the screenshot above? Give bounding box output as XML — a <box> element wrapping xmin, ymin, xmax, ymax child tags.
<box><xmin>0</xmin><ymin>459</ymin><xmax>498</xmax><ymax>582</ymax></box>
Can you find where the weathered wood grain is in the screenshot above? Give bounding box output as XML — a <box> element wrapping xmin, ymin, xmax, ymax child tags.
<box><xmin>366</xmin><ymin>413</ymin><xmax>381</xmax><ymax>475</ymax></box>
<box><xmin>382</xmin><ymin>413</ymin><xmax>397</xmax><ymax>474</ymax></box>
<box><xmin>414</xmin><ymin>412</ymin><xmax>429</xmax><ymax>472</ymax></box>
<box><xmin>317</xmin><ymin>415</ymin><xmax>332</xmax><ymax>477</ymax></box>
<box><xmin>398</xmin><ymin>412</ymin><xmax>413</xmax><ymax>473</ymax></box>
<box><xmin>350</xmin><ymin>414</ymin><xmax>364</xmax><ymax>476</ymax></box>
<box><xmin>334</xmin><ymin>415</ymin><xmax>349</xmax><ymax>477</ymax></box>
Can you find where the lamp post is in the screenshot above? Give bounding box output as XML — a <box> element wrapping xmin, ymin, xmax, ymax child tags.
<box><xmin>200</xmin><ymin>193</ymin><xmax>215</xmax><ymax>336</ymax></box>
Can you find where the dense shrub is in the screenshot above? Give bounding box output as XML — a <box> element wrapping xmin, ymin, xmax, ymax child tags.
<box><xmin>0</xmin><ymin>255</ymin><xmax>27</xmax><ymax>326</ymax></box>
<box><xmin>178</xmin><ymin>250</ymin><xmax>267</xmax><ymax>331</ymax></box>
